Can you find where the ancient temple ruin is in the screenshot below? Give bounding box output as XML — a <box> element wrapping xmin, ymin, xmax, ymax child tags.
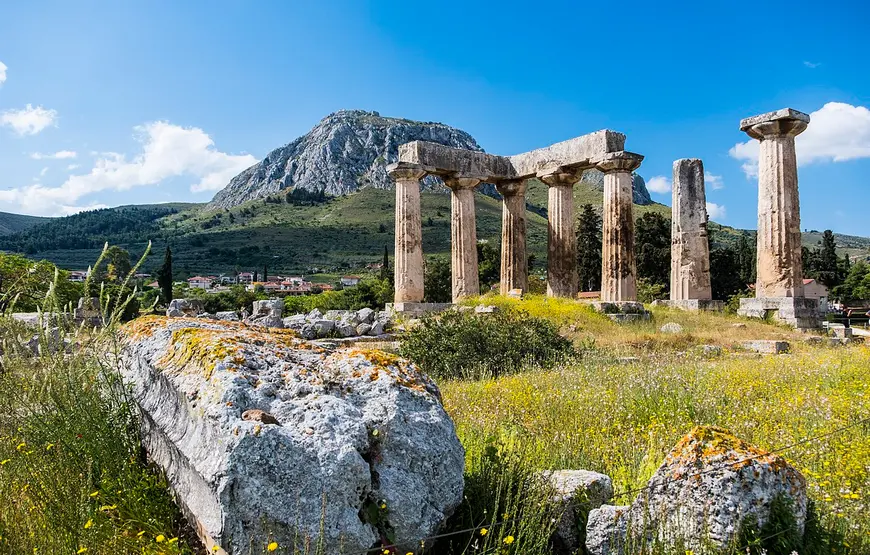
<box><xmin>736</xmin><ymin>108</ymin><xmax>820</xmax><ymax>329</ymax></box>
<box><xmin>387</xmin><ymin>130</ymin><xmax>644</xmax><ymax>310</ymax></box>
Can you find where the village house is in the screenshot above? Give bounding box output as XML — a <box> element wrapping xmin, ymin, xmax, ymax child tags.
<box><xmin>238</xmin><ymin>272</ymin><xmax>254</xmax><ymax>285</ymax></box>
<box><xmin>803</xmin><ymin>278</ymin><xmax>829</xmax><ymax>313</ymax></box>
<box><xmin>188</xmin><ymin>276</ymin><xmax>212</xmax><ymax>290</ymax></box>
<box><xmin>69</xmin><ymin>270</ymin><xmax>89</xmax><ymax>283</ymax></box>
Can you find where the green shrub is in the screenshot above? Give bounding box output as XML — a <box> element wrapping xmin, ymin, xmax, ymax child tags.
<box><xmin>399</xmin><ymin>308</ymin><xmax>573</xmax><ymax>380</ymax></box>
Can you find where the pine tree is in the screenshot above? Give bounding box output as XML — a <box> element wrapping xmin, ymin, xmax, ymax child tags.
<box><xmin>263</xmin><ymin>265</ymin><xmax>268</xmax><ymax>282</ymax></box>
<box><xmin>156</xmin><ymin>246</ymin><xmax>173</xmax><ymax>305</ymax></box>
<box><xmin>635</xmin><ymin>212</ymin><xmax>671</xmax><ymax>290</ymax></box>
<box><xmin>736</xmin><ymin>234</ymin><xmax>756</xmax><ymax>286</ymax></box>
<box><xmin>380</xmin><ymin>245</ymin><xmax>391</xmax><ymax>281</ymax></box>
<box><xmin>816</xmin><ymin>230</ymin><xmax>841</xmax><ymax>287</ymax></box>
<box><xmin>576</xmin><ymin>204</ymin><xmax>602</xmax><ymax>292</ymax></box>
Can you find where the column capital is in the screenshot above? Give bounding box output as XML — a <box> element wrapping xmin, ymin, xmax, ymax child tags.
<box><xmin>594</xmin><ymin>151</ymin><xmax>644</xmax><ymax>174</ymax></box>
<box><xmin>740</xmin><ymin>108</ymin><xmax>810</xmax><ymax>140</ymax></box>
<box><xmin>387</xmin><ymin>162</ymin><xmax>433</xmax><ymax>181</ymax></box>
<box><xmin>495</xmin><ymin>179</ymin><xmax>527</xmax><ymax>197</ymax></box>
<box><xmin>537</xmin><ymin>167</ymin><xmax>580</xmax><ymax>187</ymax></box>
<box><xmin>443</xmin><ymin>173</ymin><xmax>484</xmax><ymax>190</ymax></box>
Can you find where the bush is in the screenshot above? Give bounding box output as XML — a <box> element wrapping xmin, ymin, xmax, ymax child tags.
<box><xmin>399</xmin><ymin>308</ymin><xmax>573</xmax><ymax>380</ymax></box>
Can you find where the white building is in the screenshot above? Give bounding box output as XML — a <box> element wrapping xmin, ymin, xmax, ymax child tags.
<box><xmin>238</xmin><ymin>272</ymin><xmax>254</xmax><ymax>285</ymax></box>
<box><xmin>188</xmin><ymin>276</ymin><xmax>212</xmax><ymax>290</ymax></box>
<box><xmin>803</xmin><ymin>278</ymin><xmax>829</xmax><ymax>313</ymax></box>
<box><xmin>340</xmin><ymin>275</ymin><xmax>361</xmax><ymax>287</ymax></box>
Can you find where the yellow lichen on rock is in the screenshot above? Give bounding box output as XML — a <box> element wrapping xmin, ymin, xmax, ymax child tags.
<box><xmin>667</xmin><ymin>425</ymin><xmax>782</xmax><ymax>471</ymax></box>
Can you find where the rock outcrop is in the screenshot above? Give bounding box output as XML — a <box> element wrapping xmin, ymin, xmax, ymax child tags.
<box><xmin>579</xmin><ymin>168</ymin><xmax>653</xmax><ymax>206</ymax></box>
<box><xmin>586</xmin><ymin>426</ymin><xmax>807</xmax><ymax>554</ymax></box>
<box><xmin>209</xmin><ymin>110</ymin><xmax>482</xmax><ymax>209</ymax></box>
<box><xmin>119</xmin><ymin>317</ymin><xmax>464</xmax><ymax>554</ymax></box>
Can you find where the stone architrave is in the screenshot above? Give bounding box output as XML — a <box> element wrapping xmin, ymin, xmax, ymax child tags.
<box><xmin>596</xmin><ymin>152</ymin><xmax>644</xmax><ymax>302</ymax></box>
<box><xmin>540</xmin><ymin>168</ymin><xmax>580</xmax><ymax>298</ymax></box>
<box><xmin>736</xmin><ymin>109</ymin><xmax>819</xmax><ymax>329</ymax></box>
<box><xmin>444</xmin><ymin>175</ymin><xmax>483</xmax><ymax>302</ymax></box>
<box><xmin>388</xmin><ymin>163</ymin><xmax>430</xmax><ymax>303</ymax></box>
<box><xmin>496</xmin><ymin>180</ymin><xmax>528</xmax><ymax>295</ymax></box>
<box><xmin>670</xmin><ymin>159</ymin><xmax>715</xmax><ymax>307</ymax></box>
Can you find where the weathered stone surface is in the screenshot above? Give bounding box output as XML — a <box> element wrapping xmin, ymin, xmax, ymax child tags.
<box><xmin>247</xmin><ymin>299</ymin><xmax>284</xmax><ymax>329</ymax></box>
<box><xmin>652</xmin><ymin>299</ymin><xmax>724</xmax><ymax>312</ymax></box>
<box><xmin>587</xmin><ymin>426</ymin><xmax>807</xmax><ymax>554</ymax></box>
<box><xmin>508</xmin><ymin>130</ymin><xmax>625</xmax><ymax>178</ymax></box>
<box><xmin>446</xmin><ymin>176</ymin><xmax>481</xmax><ymax>301</ymax></box>
<box><xmin>742</xmin><ymin>340</ymin><xmax>790</xmax><ymax>354</ymax></box>
<box><xmin>389</xmin><ymin>163</ymin><xmax>427</xmax><ymax>303</ymax></box>
<box><xmin>119</xmin><ymin>317</ymin><xmax>464</xmax><ymax>554</ymax></box>
<box><xmin>541</xmin><ymin>470</ymin><xmax>613</xmax><ymax>555</ymax></box>
<box><xmin>597</xmin><ymin>152</ymin><xmax>644</xmax><ymax>302</ymax></box>
<box><xmin>586</xmin><ymin>505</ymin><xmax>629</xmax><ymax>555</ymax></box>
<box><xmin>167</xmin><ymin>299</ymin><xmax>205</xmax><ymax>318</ymax></box>
<box><xmin>659</xmin><ymin>322</ymin><xmax>683</xmax><ymax>334</ymax></box>
<box><xmin>497</xmin><ymin>180</ymin><xmax>528</xmax><ymax>294</ymax></box>
<box><xmin>541</xmin><ymin>169</ymin><xmax>579</xmax><ymax>298</ymax></box>
<box><xmin>357</xmin><ymin>307</ymin><xmax>375</xmax><ymax>324</ymax></box>
<box><xmin>398</xmin><ymin>141</ymin><xmax>511</xmax><ymax>181</ymax></box>
<box><xmin>739</xmin><ymin>108</ymin><xmax>810</xmax><ymax>133</ymax></box>
<box><xmin>215</xmin><ymin>311</ymin><xmax>240</xmax><ymax>321</ymax></box>
<box><xmin>738</xmin><ymin>296</ymin><xmax>820</xmax><ymax>329</ymax></box>
<box><xmin>671</xmin><ymin>159</ymin><xmax>713</xmax><ymax>302</ymax></box>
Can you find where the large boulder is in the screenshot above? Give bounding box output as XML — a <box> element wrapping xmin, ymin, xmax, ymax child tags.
<box><xmin>586</xmin><ymin>426</ymin><xmax>807</xmax><ymax>554</ymax></box>
<box><xmin>119</xmin><ymin>317</ymin><xmax>464</xmax><ymax>554</ymax></box>
<box><xmin>247</xmin><ymin>300</ymin><xmax>284</xmax><ymax>329</ymax></box>
<box><xmin>541</xmin><ymin>470</ymin><xmax>613</xmax><ymax>555</ymax></box>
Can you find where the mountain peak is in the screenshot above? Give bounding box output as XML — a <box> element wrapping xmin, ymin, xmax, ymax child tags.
<box><xmin>209</xmin><ymin>111</ymin><xmax>481</xmax><ymax>209</ymax></box>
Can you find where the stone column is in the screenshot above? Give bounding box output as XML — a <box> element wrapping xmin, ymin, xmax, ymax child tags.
<box><xmin>388</xmin><ymin>162</ymin><xmax>428</xmax><ymax>303</ymax></box>
<box><xmin>596</xmin><ymin>152</ymin><xmax>644</xmax><ymax>302</ymax></box>
<box><xmin>496</xmin><ymin>180</ymin><xmax>528</xmax><ymax>295</ymax></box>
<box><xmin>540</xmin><ymin>169</ymin><xmax>579</xmax><ymax>298</ymax></box>
<box><xmin>671</xmin><ymin>159</ymin><xmax>713</xmax><ymax>301</ymax></box>
<box><xmin>740</xmin><ymin>108</ymin><xmax>810</xmax><ymax>298</ymax></box>
<box><xmin>445</xmin><ymin>175</ymin><xmax>482</xmax><ymax>302</ymax></box>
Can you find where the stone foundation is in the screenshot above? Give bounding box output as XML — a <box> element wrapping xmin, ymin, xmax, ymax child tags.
<box><xmin>652</xmin><ymin>299</ymin><xmax>724</xmax><ymax>312</ymax></box>
<box><xmin>386</xmin><ymin>302</ymin><xmax>453</xmax><ymax>318</ymax></box>
<box><xmin>737</xmin><ymin>296</ymin><xmax>820</xmax><ymax>329</ymax></box>
<box><xmin>589</xmin><ymin>301</ymin><xmax>650</xmax><ymax>323</ymax></box>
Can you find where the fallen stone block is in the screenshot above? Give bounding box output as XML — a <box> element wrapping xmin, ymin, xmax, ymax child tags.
<box><xmin>586</xmin><ymin>426</ymin><xmax>807</xmax><ymax>554</ymax></box>
<box><xmin>659</xmin><ymin>322</ymin><xmax>683</xmax><ymax>334</ymax></box>
<box><xmin>120</xmin><ymin>317</ymin><xmax>464</xmax><ymax>555</ymax></box>
<box><xmin>541</xmin><ymin>470</ymin><xmax>613</xmax><ymax>555</ymax></box>
<box><xmin>741</xmin><ymin>340</ymin><xmax>790</xmax><ymax>354</ymax></box>
<box><xmin>215</xmin><ymin>311</ymin><xmax>240</xmax><ymax>322</ymax></box>
<box><xmin>167</xmin><ymin>298</ymin><xmax>204</xmax><ymax>318</ymax></box>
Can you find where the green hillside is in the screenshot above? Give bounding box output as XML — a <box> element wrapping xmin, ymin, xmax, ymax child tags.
<box><xmin>0</xmin><ymin>211</ymin><xmax>49</xmax><ymax>235</ymax></box>
<box><xmin>1</xmin><ymin>187</ymin><xmax>867</xmax><ymax>278</ymax></box>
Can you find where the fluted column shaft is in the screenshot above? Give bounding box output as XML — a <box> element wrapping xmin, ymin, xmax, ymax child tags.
<box><xmin>744</xmin><ymin>117</ymin><xmax>808</xmax><ymax>298</ymax></box>
<box><xmin>671</xmin><ymin>159</ymin><xmax>713</xmax><ymax>301</ymax></box>
<box><xmin>541</xmin><ymin>170</ymin><xmax>578</xmax><ymax>298</ymax></box>
<box><xmin>497</xmin><ymin>180</ymin><xmax>528</xmax><ymax>295</ymax></box>
<box><xmin>597</xmin><ymin>152</ymin><xmax>644</xmax><ymax>302</ymax></box>
<box><xmin>446</xmin><ymin>176</ymin><xmax>481</xmax><ymax>302</ymax></box>
<box><xmin>388</xmin><ymin>163</ymin><xmax>427</xmax><ymax>303</ymax></box>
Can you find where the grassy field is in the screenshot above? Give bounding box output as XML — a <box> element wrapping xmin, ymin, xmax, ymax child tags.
<box><xmin>439</xmin><ymin>296</ymin><xmax>870</xmax><ymax>552</ymax></box>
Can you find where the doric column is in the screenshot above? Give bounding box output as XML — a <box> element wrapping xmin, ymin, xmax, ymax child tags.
<box><xmin>496</xmin><ymin>180</ymin><xmax>528</xmax><ymax>295</ymax></box>
<box><xmin>444</xmin><ymin>175</ymin><xmax>482</xmax><ymax>302</ymax></box>
<box><xmin>540</xmin><ymin>168</ymin><xmax>580</xmax><ymax>298</ymax></box>
<box><xmin>740</xmin><ymin>108</ymin><xmax>810</xmax><ymax>298</ymax></box>
<box><xmin>596</xmin><ymin>152</ymin><xmax>644</xmax><ymax>302</ymax></box>
<box><xmin>387</xmin><ymin>162</ymin><xmax>429</xmax><ymax>303</ymax></box>
<box><xmin>671</xmin><ymin>159</ymin><xmax>713</xmax><ymax>301</ymax></box>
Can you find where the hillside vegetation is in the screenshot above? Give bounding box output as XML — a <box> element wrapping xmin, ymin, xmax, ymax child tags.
<box><xmin>0</xmin><ymin>186</ymin><xmax>867</xmax><ymax>277</ymax></box>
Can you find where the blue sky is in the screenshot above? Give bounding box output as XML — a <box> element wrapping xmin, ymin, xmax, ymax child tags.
<box><xmin>0</xmin><ymin>0</ymin><xmax>868</xmax><ymax>235</ymax></box>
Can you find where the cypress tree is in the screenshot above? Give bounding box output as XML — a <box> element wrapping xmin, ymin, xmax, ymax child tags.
<box><xmin>576</xmin><ymin>204</ymin><xmax>602</xmax><ymax>292</ymax></box>
<box><xmin>156</xmin><ymin>246</ymin><xmax>173</xmax><ymax>305</ymax></box>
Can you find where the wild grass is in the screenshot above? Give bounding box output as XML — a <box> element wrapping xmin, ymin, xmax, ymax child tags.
<box><xmin>0</xmin><ymin>245</ymin><xmax>192</xmax><ymax>555</ymax></box>
<box><xmin>440</xmin><ymin>297</ymin><xmax>870</xmax><ymax>553</ymax></box>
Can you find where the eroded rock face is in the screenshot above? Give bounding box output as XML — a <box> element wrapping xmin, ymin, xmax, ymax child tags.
<box><xmin>167</xmin><ymin>298</ymin><xmax>205</xmax><ymax>318</ymax></box>
<box><xmin>120</xmin><ymin>317</ymin><xmax>464</xmax><ymax>554</ymax></box>
<box><xmin>586</xmin><ymin>426</ymin><xmax>807</xmax><ymax>554</ymax></box>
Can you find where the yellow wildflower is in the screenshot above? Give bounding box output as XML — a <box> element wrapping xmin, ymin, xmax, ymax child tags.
<box><xmin>504</xmin><ymin>535</ymin><xmax>515</xmax><ymax>545</ymax></box>
<box><xmin>77</xmin><ymin>548</ymin><xmax>88</xmax><ymax>554</ymax></box>
<box><xmin>84</xmin><ymin>519</ymin><xmax>93</xmax><ymax>529</ymax></box>
<box><xmin>480</xmin><ymin>528</ymin><xmax>488</xmax><ymax>536</ymax></box>
<box><xmin>267</xmin><ymin>542</ymin><xmax>278</xmax><ymax>552</ymax></box>
<box><xmin>156</xmin><ymin>534</ymin><xmax>165</xmax><ymax>543</ymax></box>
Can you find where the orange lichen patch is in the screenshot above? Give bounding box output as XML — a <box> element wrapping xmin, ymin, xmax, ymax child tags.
<box><xmin>341</xmin><ymin>348</ymin><xmax>433</xmax><ymax>394</ymax></box>
<box><xmin>666</xmin><ymin>425</ymin><xmax>785</xmax><ymax>472</ymax></box>
<box><xmin>158</xmin><ymin>328</ymin><xmax>243</xmax><ymax>380</ymax></box>
<box><xmin>122</xmin><ymin>315</ymin><xmax>171</xmax><ymax>341</ymax></box>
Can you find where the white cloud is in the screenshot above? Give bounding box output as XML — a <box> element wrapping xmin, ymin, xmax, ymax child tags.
<box><xmin>39</xmin><ymin>167</ymin><xmax>48</xmax><ymax>177</ymax></box>
<box><xmin>803</xmin><ymin>61</ymin><xmax>821</xmax><ymax>69</ymax></box>
<box><xmin>31</xmin><ymin>150</ymin><xmax>77</xmax><ymax>160</ymax></box>
<box><xmin>705</xmin><ymin>172</ymin><xmax>724</xmax><ymax>190</ymax></box>
<box><xmin>646</xmin><ymin>175</ymin><xmax>671</xmax><ymax>194</ymax></box>
<box><xmin>0</xmin><ymin>120</ymin><xmax>257</xmax><ymax>216</ymax></box>
<box><xmin>1</xmin><ymin>104</ymin><xmax>58</xmax><ymax>136</ymax></box>
<box><xmin>706</xmin><ymin>202</ymin><xmax>726</xmax><ymax>220</ymax></box>
<box><xmin>0</xmin><ymin>61</ymin><xmax>6</xmax><ymax>86</ymax></box>
<box><xmin>730</xmin><ymin>102</ymin><xmax>870</xmax><ymax>178</ymax></box>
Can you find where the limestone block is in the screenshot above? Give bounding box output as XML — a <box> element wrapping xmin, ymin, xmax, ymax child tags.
<box><xmin>167</xmin><ymin>299</ymin><xmax>205</xmax><ymax>318</ymax></box>
<box><xmin>119</xmin><ymin>317</ymin><xmax>464</xmax><ymax>554</ymax></box>
<box><xmin>742</xmin><ymin>340</ymin><xmax>790</xmax><ymax>354</ymax></box>
<box><xmin>659</xmin><ymin>322</ymin><xmax>683</xmax><ymax>334</ymax></box>
<box><xmin>541</xmin><ymin>470</ymin><xmax>613</xmax><ymax>555</ymax></box>
<box><xmin>586</xmin><ymin>505</ymin><xmax>630</xmax><ymax>555</ymax></box>
<box><xmin>215</xmin><ymin>311</ymin><xmax>240</xmax><ymax>321</ymax></box>
<box><xmin>671</xmin><ymin>159</ymin><xmax>713</xmax><ymax>301</ymax></box>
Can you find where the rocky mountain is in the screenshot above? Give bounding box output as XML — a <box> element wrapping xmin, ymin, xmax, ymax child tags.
<box><xmin>578</xmin><ymin>169</ymin><xmax>653</xmax><ymax>205</ymax></box>
<box><xmin>210</xmin><ymin>110</ymin><xmax>482</xmax><ymax>209</ymax></box>
<box><xmin>210</xmin><ymin>109</ymin><xmax>653</xmax><ymax>209</ymax></box>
